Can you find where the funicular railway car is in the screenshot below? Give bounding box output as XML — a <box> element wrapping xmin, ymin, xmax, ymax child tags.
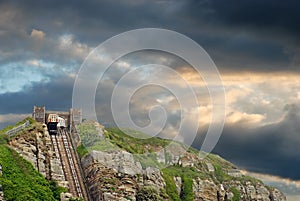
<box><xmin>47</xmin><ymin>114</ymin><xmax>59</xmax><ymax>134</ymax></box>
<box><xmin>47</xmin><ymin>113</ymin><xmax>66</xmax><ymax>134</ymax></box>
<box><xmin>57</xmin><ymin>116</ymin><xmax>66</xmax><ymax>129</ymax></box>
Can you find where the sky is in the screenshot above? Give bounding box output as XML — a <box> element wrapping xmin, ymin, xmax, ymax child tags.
<box><xmin>0</xmin><ymin>0</ymin><xmax>299</xmax><ymax>199</ymax></box>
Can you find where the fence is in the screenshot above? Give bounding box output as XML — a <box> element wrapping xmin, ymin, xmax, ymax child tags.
<box><xmin>6</xmin><ymin>120</ymin><xmax>30</xmax><ymax>136</ymax></box>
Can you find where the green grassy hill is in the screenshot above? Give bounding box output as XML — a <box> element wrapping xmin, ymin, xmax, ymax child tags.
<box><xmin>0</xmin><ymin>118</ymin><xmax>64</xmax><ymax>201</ymax></box>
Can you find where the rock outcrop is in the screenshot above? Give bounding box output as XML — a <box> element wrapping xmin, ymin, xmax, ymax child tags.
<box><xmin>81</xmin><ymin>150</ymin><xmax>166</xmax><ymax>201</ymax></box>
<box><xmin>81</xmin><ymin>149</ymin><xmax>286</xmax><ymax>201</ymax></box>
<box><xmin>9</xmin><ymin>124</ymin><xmax>67</xmax><ymax>188</ymax></box>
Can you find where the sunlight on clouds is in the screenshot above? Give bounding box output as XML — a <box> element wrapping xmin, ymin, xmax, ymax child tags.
<box><xmin>197</xmin><ymin>105</ymin><xmax>212</xmax><ymax>125</ymax></box>
<box><xmin>58</xmin><ymin>33</ymin><xmax>91</xmax><ymax>61</ymax></box>
<box><xmin>30</xmin><ymin>29</ymin><xmax>45</xmax><ymax>40</ymax></box>
<box><xmin>103</xmin><ymin>63</ymin><xmax>300</xmax><ymax>135</ymax></box>
<box><xmin>176</xmin><ymin>67</ymin><xmax>300</xmax><ymax>127</ymax></box>
<box><xmin>226</xmin><ymin>111</ymin><xmax>266</xmax><ymax>126</ymax></box>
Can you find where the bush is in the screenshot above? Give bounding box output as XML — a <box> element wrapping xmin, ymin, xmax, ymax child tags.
<box><xmin>136</xmin><ymin>186</ymin><xmax>161</xmax><ymax>201</ymax></box>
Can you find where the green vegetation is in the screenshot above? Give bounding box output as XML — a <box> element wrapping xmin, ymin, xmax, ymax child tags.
<box><xmin>49</xmin><ymin>181</ymin><xmax>68</xmax><ymax>200</ymax></box>
<box><xmin>0</xmin><ymin>133</ymin><xmax>8</xmax><ymax>145</ymax></box>
<box><xmin>0</xmin><ymin>145</ymin><xmax>59</xmax><ymax>201</ymax></box>
<box><xmin>104</xmin><ymin>128</ymin><xmax>170</xmax><ymax>154</ymax></box>
<box><xmin>161</xmin><ymin>166</ymin><xmax>206</xmax><ymax>200</ymax></box>
<box><xmin>88</xmin><ymin>139</ymin><xmax>117</xmax><ymax>152</ymax></box>
<box><xmin>235</xmin><ymin>175</ymin><xmax>263</xmax><ymax>185</ymax></box>
<box><xmin>76</xmin><ymin>144</ymin><xmax>89</xmax><ymax>158</ymax></box>
<box><xmin>230</xmin><ymin>187</ymin><xmax>241</xmax><ymax>201</ymax></box>
<box><xmin>134</xmin><ymin>153</ymin><xmax>160</xmax><ymax>169</ymax></box>
<box><xmin>76</xmin><ymin>124</ymin><xmax>174</xmax><ymax>161</ymax></box>
<box><xmin>77</xmin><ymin>122</ymin><xmax>101</xmax><ymax>147</ymax></box>
<box><xmin>0</xmin><ymin>118</ymin><xmax>66</xmax><ymax>201</ymax></box>
<box><xmin>76</xmin><ymin>122</ymin><xmax>117</xmax><ymax>154</ymax></box>
<box><xmin>136</xmin><ymin>186</ymin><xmax>161</xmax><ymax>201</ymax></box>
<box><xmin>181</xmin><ymin>176</ymin><xmax>194</xmax><ymax>201</ymax></box>
<box><xmin>205</xmin><ymin>154</ymin><xmax>235</xmax><ymax>169</ymax></box>
<box><xmin>213</xmin><ymin>164</ymin><xmax>233</xmax><ymax>183</ymax></box>
<box><xmin>161</xmin><ymin>171</ymin><xmax>181</xmax><ymax>201</ymax></box>
<box><xmin>68</xmin><ymin>198</ymin><xmax>84</xmax><ymax>201</ymax></box>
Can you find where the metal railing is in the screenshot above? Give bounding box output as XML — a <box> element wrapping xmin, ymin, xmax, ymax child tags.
<box><xmin>6</xmin><ymin>120</ymin><xmax>30</xmax><ymax>136</ymax></box>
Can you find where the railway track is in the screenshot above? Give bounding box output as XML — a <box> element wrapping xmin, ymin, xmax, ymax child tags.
<box><xmin>50</xmin><ymin>134</ymin><xmax>66</xmax><ymax>181</ymax></box>
<box><xmin>51</xmin><ymin>129</ymin><xmax>89</xmax><ymax>200</ymax></box>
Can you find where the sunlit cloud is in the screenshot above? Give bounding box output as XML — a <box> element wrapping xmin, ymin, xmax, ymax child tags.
<box><xmin>30</xmin><ymin>29</ymin><xmax>45</xmax><ymax>40</ymax></box>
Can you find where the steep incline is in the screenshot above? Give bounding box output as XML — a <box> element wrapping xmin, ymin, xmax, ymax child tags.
<box><xmin>55</xmin><ymin>129</ymin><xmax>89</xmax><ymax>200</ymax></box>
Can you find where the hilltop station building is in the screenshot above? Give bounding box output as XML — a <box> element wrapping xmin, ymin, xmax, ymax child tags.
<box><xmin>32</xmin><ymin>106</ymin><xmax>82</xmax><ymax>129</ymax></box>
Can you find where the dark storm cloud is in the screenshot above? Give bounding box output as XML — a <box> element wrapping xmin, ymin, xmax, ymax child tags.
<box><xmin>2</xmin><ymin>0</ymin><xmax>299</xmax><ymax>72</ymax></box>
<box><xmin>180</xmin><ymin>0</ymin><xmax>300</xmax><ymax>72</ymax></box>
<box><xmin>210</xmin><ymin>0</ymin><xmax>300</xmax><ymax>37</ymax></box>
<box><xmin>1</xmin><ymin>0</ymin><xmax>181</xmax><ymax>45</ymax></box>
<box><xmin>0</xmin><ymin>74</ymin><xmax>74</xmax><ymax>114</ymax></box>
<box><xmin>185</xmin><ymin>0</ymin><xmax>300</xmax><ymax>38</ymax></box>
<box><xmin>202</xmin><ymin>104</ymin><xmax>300</xmax><ymax>180</ymax></box>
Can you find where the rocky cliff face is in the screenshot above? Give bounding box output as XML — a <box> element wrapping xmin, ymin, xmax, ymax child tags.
<box><xmin>9</xmin><ymin>124</ymin><xmax>67</xmax><ymax>188</ymax></box>
<box><xmin>81</xmin><ymin>150</ymin><xmax>166</xmax><ymax>201</ymax></box>
<box><xmin>192</xmin><ymin>178</ymin><xmax>285</xmax><ymax>201</ymax></box>
<box><xmin>81</xmin><ymin>149</ymin><xmax>286</xmax><ymax>201</ymax></box>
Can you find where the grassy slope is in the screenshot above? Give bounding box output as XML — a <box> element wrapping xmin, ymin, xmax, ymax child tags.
<box><xmin>0</xmin><ymin>118</ymin><xmax>64</xmax><ymax>201</ymax></box>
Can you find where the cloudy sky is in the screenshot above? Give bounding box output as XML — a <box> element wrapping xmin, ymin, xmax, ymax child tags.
<box><xmin>0</xmin><ymin>0</ymin><xmax>299</xmax><ymax>199</ymax></box>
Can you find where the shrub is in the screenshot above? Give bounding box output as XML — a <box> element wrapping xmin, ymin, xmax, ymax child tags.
<box><xmin>136</xmin><ymin>186</ymin><xmax>161</xmax><ymax>201</ymax></box>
